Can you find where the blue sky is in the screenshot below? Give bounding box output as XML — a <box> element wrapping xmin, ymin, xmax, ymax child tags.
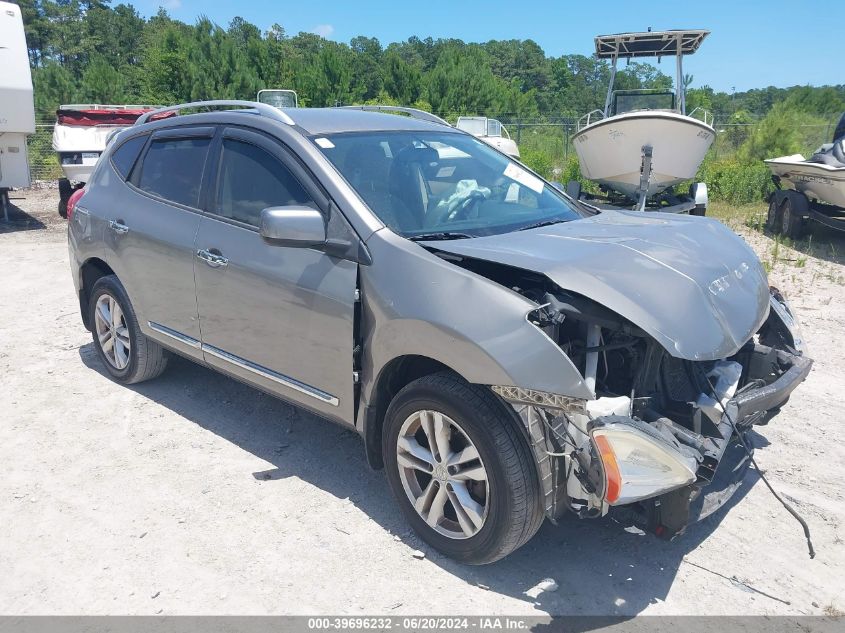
<box><xmin>133</xmin><ymin>0</ymin><xmax>841</xmax><ymax>93</ymax></box>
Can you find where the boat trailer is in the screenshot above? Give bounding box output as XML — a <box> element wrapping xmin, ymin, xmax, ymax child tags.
<box><xmin>768</xmin><ymin>175</ymin><xmax>845</xmax><ymax>239</ymax></box>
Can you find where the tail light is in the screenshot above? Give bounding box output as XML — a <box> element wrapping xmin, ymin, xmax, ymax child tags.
<box><xmin>66</xmin><ymin>188</ymin><xmax>86</xmax><ymax>221</ymax></box>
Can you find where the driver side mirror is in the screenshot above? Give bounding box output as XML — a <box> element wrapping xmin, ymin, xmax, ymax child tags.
<box><xmin>260</xmin><ymin>206</ymin><xmax>326</xmax><ymax>247</ymax></box>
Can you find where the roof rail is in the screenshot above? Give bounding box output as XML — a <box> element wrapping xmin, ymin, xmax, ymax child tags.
<box><xmin>135</xmin><ymin>100</ymin><xmax>295</xmax><ymax>126</ymax></box>
<box><xmin>339</xmin><ymin>105</ymin><xmax>450</xmax><ymax>127</ymax></box>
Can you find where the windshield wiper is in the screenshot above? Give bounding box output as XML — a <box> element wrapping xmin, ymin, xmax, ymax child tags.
<box><xmin>408</xmin><ymin>232</ymin><xmax>474</xmax><ymax>242</ymax></box>
<box><xmin>517</xmin><ymin>219</ymin><xmax>566</xmax><ymax>232</ymax></box>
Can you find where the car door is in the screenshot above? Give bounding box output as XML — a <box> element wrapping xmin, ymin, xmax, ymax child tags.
<box><xmin>102</xmin><ymin>126</ymin><xmax>214</xmax><ymax>356</ymax></box>
<box><xmin>194</xmin><ymin>126</ymin><xmax>358</xmax><ymax>425</ymax></box>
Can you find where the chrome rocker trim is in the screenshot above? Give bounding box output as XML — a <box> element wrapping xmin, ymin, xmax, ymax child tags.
<box><xmin>148</xmin><ymin>321</ymin><xmax>201</xmax><ymax>349</ymax></box>
<box><xmin>148</xmin><ymin>322</ymin><xmax>339</xmax><ymax>406</ymax></box>
<box><xmin>202</xmin><ymin>344</ymin><xmax>340</xmax><ymax>407</ymax></box>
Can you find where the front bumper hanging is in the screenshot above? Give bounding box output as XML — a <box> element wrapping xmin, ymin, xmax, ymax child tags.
<box><xmin>614</xmin><ymin>345</ymin><xmax>812</xmax><ymax>539</ymax></box>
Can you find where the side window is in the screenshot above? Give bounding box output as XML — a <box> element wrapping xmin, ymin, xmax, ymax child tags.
<box><xmin>111</xmin><ymin>135</ymin><xmax>147</xmax><ymax>179</ymax></box>
<box><xmin>137</xmin><ymin>137</ymin><xmax>211</xmax><ymax>208</ymax></box>
<box><xmin>215</xmin><ymin>138</ymin><xmax>313</xmax><ymax>227</ymax></box>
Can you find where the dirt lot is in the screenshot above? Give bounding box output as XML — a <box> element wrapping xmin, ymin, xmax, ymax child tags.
<box><xmin>1</xmin><ymin>189</ymin><xmax>844</xmax><ymax>616</ymax></box>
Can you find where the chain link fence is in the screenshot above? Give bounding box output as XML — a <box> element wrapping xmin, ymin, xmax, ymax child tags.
<box><xmin>23</xmin><ymin>117</ymin><xmax>838</xmax><ymax>186</ymax></box>
<box><xmin>27</xmin><ymin>120</ymin><xmax>64</xmax><ymax>183</ymax></box>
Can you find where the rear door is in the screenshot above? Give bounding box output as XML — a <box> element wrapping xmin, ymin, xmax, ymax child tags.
<box><xmin>194</xmin><ymin>126</ymin><xmax>358</xmax><ymax>424</ymax></box>
<box><xmin>102</xmin><ymin>126</ymin><xmax>214</xmax><ymax>356</ymax></box>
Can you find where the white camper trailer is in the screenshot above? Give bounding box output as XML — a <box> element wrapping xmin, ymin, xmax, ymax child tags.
<box><xmin>0</xmin><ymin>0</ymin><xmax>35</xmax><ymax>217</ymax></box>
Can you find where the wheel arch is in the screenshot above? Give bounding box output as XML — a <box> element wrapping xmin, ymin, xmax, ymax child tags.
<box><xmin>78</xmin><ymin>257</ymin><xmax>116</xmax><ymax>330</ymax></box>
<box><xmin>362</xmin><ymin>354</ymin><xmax>453</xmax><ymax>470</ymax></box>
<box><xmin>360</xmin><ymin>354</ymin><xmax>531</xmax><ymax>472</ymax></box>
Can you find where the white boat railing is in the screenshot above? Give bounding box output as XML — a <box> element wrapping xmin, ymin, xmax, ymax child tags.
<box><xmin>688</xmin><ymin>107</ymin><xmax>714</xmax><ymax>128</ymax></box>
<box><xmin>577</xmin><ymin>109</ymin><xmax>605</xmax><ymax>131</ymax></box>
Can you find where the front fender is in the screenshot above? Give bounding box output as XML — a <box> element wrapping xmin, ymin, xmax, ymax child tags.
<box><xmin>358</xmin><ymin>230</ymin><xmax>592</xmax><ymax>410</ymax></box>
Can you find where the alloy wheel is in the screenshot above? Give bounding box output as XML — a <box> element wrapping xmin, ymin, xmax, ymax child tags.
<box><xmin>396</xmin><ymin>409</ymin><xmax>490</xmax><ymax>539</ymax></box>
<box><xmin>94</xmin><ymin>294</ymin><xmax>131</xmax><ymax>370</ymax></box>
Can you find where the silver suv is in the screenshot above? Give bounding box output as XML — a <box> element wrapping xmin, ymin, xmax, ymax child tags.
<box><xmin>68</xmin><ymin>101</ymin><xmax>811</xmax><ymax>564</ymax></box>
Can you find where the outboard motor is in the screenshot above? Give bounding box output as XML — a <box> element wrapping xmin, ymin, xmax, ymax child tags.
<box><xmin>833</xmin><ymin>112</ymin><xmax>845</xmax><ymax>144</ymax></box>
<box><xmin>808</xmin><ymin>113</ymin><xmax>845</xmax><ymax>167</ymax></box>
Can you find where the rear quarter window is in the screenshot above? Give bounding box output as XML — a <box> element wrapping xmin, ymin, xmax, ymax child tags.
<box><xmin>137</xmin><ymin>137</ymin><xmax>211</xmax><ymax>208</ymax></box>
<box><xmin>110</xmin><ymin>135</ymin><xmax>147</xmax><ymax>180</ymax></box>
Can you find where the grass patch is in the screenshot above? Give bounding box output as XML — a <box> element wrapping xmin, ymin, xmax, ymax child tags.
<box><xmin>707</xmin><ymin>201</ymin><xmax>766</xmax><ymax>228</ymax></box>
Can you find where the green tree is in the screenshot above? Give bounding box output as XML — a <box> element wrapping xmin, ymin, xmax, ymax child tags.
<box><xmin>80</xmin><ymin>53</ymin><xmax>126</xmax><ymax>101</ymax></box>
<box><xmin>738</xmin><ymin>102</ymin><xmax>802</xmax><ymax>162</ymax></box>
<box><xmin>349</xmin><ymin>36</ymin><xmax>384</xmax><ymax>101</ymax></box>
<box><xmin>32</xmin><ymin>62</ymin><xmax>77</xmax><ymax>112</ymax></box>
<box><xmin>425</xmin><ymin>45</ymin><xmax>502</xmax><ymax>115</ymax></box>
<box><xmin>383</xmin><ymin>50</ymin><xmax>420</xmax><ymax>105</ymax></box>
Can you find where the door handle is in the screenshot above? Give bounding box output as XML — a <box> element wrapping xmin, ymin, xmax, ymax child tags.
<box><xmin>109</xmin><ymin>220</ymin><xmax>129</xmax><ymax>235</ymax></box>
<box><xmin>197</xmin><ymin>248</ymin><xmax>229</xmax><ymax>268</ymax></box>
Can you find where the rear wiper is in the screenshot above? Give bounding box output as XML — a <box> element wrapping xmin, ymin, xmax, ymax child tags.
<box><xmin>517</xmin><ymin>219</ymin><xmax>566</xmax><ymax>231</ymax></box>
<box><xmin>408</xmin><ymin>232</ymin><xmax>474</xmax><ymax>242</ymax></box>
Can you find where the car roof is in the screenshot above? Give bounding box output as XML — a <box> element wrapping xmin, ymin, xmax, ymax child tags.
<box><xmin>284</xmin><ymin>107</ymin><xmax>455</xmax><ymax>136</ymax></box>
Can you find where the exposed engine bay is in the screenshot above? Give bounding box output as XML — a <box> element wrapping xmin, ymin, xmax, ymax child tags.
<box><xmin>445</xmin><ymin>254</ymin><xmax>813</xmax><ymax>539</ymax></box>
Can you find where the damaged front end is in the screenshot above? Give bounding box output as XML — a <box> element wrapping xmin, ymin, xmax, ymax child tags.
<box><xmin>493</xmin><ymin>285</ymin><xmax>812</xmax><ymax>540</ymax></box>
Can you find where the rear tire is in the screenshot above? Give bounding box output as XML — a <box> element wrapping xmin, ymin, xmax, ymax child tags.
<box><xmin>781</xmin><ymin>192</ymin><xmax>808</xmax><ymax>240</ymax></box>
<box><xmin>89</xmin><ymin>275</ymin><xmax>168</xmax><ymax>384</ymax></box>
<box><xmin>383</xmin><ymin>372</ymin><xmax>544</xmax><ymax>564</ymax></box>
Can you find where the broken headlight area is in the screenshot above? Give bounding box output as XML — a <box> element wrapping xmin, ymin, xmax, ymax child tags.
<box><xmin>590</xmin><ymin>418</ymin><xmax>698</xmax><ymax>506</ymax></box>
<box><xmin>497</xmin><ymin>285</ymin><xmax>812</xmax><ymax>540</ymax></box>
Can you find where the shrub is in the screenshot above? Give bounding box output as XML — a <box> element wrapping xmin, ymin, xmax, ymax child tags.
<box><xmin>737</xmin><ymin>102</ymin><xmax>802</xmax><ymax>163</ymax></box>
<box><xmin>519</xmin><ymin>146</ymin><xmax>553</xmax><ymax>180</ymax></box>
<box><xmin>558</xmin><ymin>154</ymin><xmax>583</xmax><ymax>185</ymax></box>
<box><xmin>697</xmin><ymin>158</ymin><xmax>775</xmax><ymax>204</ymax></box>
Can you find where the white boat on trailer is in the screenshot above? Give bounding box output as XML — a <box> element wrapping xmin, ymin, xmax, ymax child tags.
<box><xmin>571</xmin><ymin>29</ymin><xmax>715</xmax><ymax>213</ymax></box>
<box><xmin>53</xmin><ymin>104</ymin><xmax>162</xmax><ymax>216</ymax></box>
<box><xmin>455</xmin><ymin>116</ymin><xmax>520</xmax><ymax>158</ymax></box>
<box><xmin>257</xmin><ymin>88</ymin><xmax>299</xmax><ymax>109</ymax></box>
<box><xmin>764</xmin><ymin>119</ymin><xmax>845</xmax><ymax>239</ymax></box>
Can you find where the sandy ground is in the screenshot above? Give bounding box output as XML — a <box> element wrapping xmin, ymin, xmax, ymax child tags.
<box><xmin>1</xmin><ymin>189</ymin><xmax>844</xmax><ymax>617</ymax></box>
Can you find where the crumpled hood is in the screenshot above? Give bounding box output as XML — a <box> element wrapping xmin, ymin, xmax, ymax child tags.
<box><xmin>427</xmin><ymin>210</ymin><xmax>770</xmax><ymax>360</ymax></box>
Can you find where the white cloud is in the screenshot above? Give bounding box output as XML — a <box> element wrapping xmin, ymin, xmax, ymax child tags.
<box><xmin>162</xmin><ymin>0</ymin><xmax>181</xmax><ymax>9</ymax></box>
<box><xmin>311</xmin><ymin>24</ymin><xmax>334</xmax><ymax>38</ymax></box>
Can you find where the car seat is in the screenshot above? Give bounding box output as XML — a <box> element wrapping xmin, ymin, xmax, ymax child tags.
<box><xmin>343</xmin><ymin>143</ymin><xmax>415</xmax><ymax>232</ymax></box>
<box><xmin>388</xmin><ymin>146</ymin><xmax>439</xmax><ymax>231</ymax></box>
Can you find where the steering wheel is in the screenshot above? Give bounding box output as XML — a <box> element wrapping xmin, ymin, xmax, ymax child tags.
<box><xmin>425</xmin><ymin>190</ymin><xmax>485</xmax><ymax>228</ymax></box>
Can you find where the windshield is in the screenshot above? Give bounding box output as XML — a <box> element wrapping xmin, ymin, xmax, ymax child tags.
<box><xmin>455</xmin><ymin>117</ymin><xmax>487</xmax><ymax>136</ymax></box>
<box><xmin>258</xmin><ymin>90</ymin><xmax>298</xmax><ymax>108</ymax></box>
<box><xmin>613</xmin><ymin>90</ymin><xmax>676</xmax><ymax>115</ymax></box>
<box><xmin>315</xmin><ymin>131</ymin><xmax>583</xmax><ymax>239</ymax></box>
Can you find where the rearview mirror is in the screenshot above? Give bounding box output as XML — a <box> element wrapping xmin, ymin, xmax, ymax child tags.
<box><xmin>260</xmin><ymin>206</ymin><xmax>326</xmax><ymax>247</ymax></box>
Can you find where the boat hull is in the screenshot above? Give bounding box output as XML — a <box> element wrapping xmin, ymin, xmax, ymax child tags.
<box><xmin>53</xmin><ymin>123</ymin><xmax>131</xmax><ymax>183</ymax></box>
<box><xmin>765</xmin><ymin>155</ymin><xmax>845</xmax><ymax>208</ymax></box>
<box><xmin>573</xmin><ymin>111</ymin><xmax>714</xmax><ymax>199</ymax></box>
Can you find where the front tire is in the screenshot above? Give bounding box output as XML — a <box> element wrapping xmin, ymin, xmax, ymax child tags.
<box><xmin>766</xmin><ymin>197</ymin><xmax>782</xmax><ymax>232</ymax></box>
<box><xmin>58</xmin><ymin>178</ymin><xmax>71</xmax><ymax>218</ymax></box>
<box><xmin>89</xmin><ymin>275</ymin><xmax>168</xmax><ymax>384</ymax></box>
<box><xmin>383</xmin><ymin>372</ymin><xmax>543</xmax><ymax>564</ymax></box>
